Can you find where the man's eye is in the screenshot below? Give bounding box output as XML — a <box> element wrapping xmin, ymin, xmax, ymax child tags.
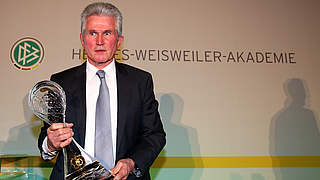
<box><xmin>89</xmin><ymin>32</ymin><xmax>96</xmax><ymax>36</ymax></box>
<box><xmin>104</xmin><ymin>32</ymin><xmax>111</xmax><ymax>36</ymax></box>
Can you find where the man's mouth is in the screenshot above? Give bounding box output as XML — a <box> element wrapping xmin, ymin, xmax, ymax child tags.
<box><xmin>95</xmin><ymin>49</ymin><xmax>106</xmax><ymax>53</ymax></box>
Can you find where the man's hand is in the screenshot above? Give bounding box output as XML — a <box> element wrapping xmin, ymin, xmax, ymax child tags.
<box><xmin>47</xmin><ymin>123</ymin><xmax>74</xmax><ymax>152</ymax></box>
<box><xmin>110</xmin><ymin>158</ymin><xmax>135</xmax><ymax>180</ymax></box>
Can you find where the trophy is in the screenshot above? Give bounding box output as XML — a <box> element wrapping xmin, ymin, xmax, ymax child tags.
<box><xmin>28</xmin><ymin>80</ymin><xmax>112</xmax><ymax>180</ymax></box>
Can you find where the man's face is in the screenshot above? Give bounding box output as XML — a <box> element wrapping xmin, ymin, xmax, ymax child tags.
<box><xmin>81</xmin><ymin>15</ymin><xmax>123</xmax><ymax>69</ymax></box>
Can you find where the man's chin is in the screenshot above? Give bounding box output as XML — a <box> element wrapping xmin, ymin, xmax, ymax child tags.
<box><xmin>88</xmin><ymin>58</ymin><xmax>113</xmax><ymax>66</ymax></box>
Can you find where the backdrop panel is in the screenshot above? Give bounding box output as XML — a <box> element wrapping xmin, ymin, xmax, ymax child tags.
<box><xmin>1</xmin><ymin>0</ymin><xmax>320</xmax><ymax>179</ymax></box>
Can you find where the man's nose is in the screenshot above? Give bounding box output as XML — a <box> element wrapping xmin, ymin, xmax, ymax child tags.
<box><xmin>96</xmin><ymin>34</ymin><xmax>104</xmax><ymax>45</ymax></box>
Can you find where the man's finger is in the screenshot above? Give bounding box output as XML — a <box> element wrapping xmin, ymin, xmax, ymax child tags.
<box><xmin>60</xmin><ymin>137</ymin><xmax>73</xmax><ymax>148</ymax></box>
<box><xmin>48</xmin><ymin>126</ymin><xmax>73</xmax><ymax>138</ymax></box>
<box><xmin>110</xmin><ymin>165</ymin><xmax>121</xmax><ymax>176</ymax></box>
<box><xmin>111</xmin><ymin>159</ymin><xmax>135</xmax><ymax>180</ymax></box>
<box><xmin>49</xmin><ymin>123</ymin><xmax>73</xmax><ymax>131</ymax></box>
<box><xmin>56</xmin><ymin>130</ymin><xmax>74</xmax><ymax>141</ymax></box>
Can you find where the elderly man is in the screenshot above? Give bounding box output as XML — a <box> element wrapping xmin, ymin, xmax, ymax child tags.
<box><xmin>38</xmin><ymin>2</ymin><xmax>166</xmax><ymax>180</ymax></box>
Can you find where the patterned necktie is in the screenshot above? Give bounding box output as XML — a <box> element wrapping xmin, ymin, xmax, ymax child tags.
<box><xmin>95</xmin><ymin>70</ymin><xmax>114</xmax><ymax>169</ymax></box>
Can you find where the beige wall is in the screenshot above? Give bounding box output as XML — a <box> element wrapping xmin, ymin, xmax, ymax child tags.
<box><xmin>1</xmin><ymin>0</ymin><xmax>320</xmax><ymax>179</ymax></box>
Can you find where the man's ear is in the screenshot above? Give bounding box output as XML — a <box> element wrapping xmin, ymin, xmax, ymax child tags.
<box><xmin>117</xmin><ymin>35</ymin><xmax>124</xmax><ymax>48</ymax></box>
<box><xmin>80</xmin><ymin>33</ymin><xmax>85</xmax><ymax>47</ymax></box>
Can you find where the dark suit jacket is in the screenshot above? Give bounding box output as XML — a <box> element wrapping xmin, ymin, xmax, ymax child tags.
<box><xmin>38</xmin><ymin>61</ymin><xmax>166</xmax><ymax>180</ymax></box>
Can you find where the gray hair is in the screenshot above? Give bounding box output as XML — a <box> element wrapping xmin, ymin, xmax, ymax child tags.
<box><xmin>81</xmin><ymin>2</ymin><xmax>122</xmax><ymax>37</ymax></box>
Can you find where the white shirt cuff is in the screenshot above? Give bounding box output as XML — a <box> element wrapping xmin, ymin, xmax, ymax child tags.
<box><xmin>41</xmin><ymin>136</ymin><xmax>57</xmax><ymax>160</ymax></box>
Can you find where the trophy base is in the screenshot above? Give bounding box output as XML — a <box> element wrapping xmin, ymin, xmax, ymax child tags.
<box><xmin>66</xmin><ymin>161</ymin><xmax>112</xmax><ymax>180</ymax></box>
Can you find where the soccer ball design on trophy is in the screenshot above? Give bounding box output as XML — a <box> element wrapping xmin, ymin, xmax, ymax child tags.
<box><xmin>28</xmin><ymin>80</ymin><xmax>112</xmax><ymax>180</ymax></box>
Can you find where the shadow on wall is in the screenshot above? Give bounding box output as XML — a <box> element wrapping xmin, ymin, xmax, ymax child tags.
<box><xmin>0</xmin><ymin>94</ymin><xmax>49</xmax><ymax>179</ymax></box>
<box><xmin>269</xmin><ymin>78</ymin><xmax>320</xmax><ymax>180</ymax></box>
<box><xmin>151</xmin><ymin>93</ymin><xmax>203</xmax><ymax>180</ymax></box>
<box><xmin>0</xmin><ymin>94</ymin><xmax>42</xmax><ymax>155</ymax></box>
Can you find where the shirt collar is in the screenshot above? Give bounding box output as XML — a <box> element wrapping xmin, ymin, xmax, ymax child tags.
<box><xmin>86</xmin><ymin>60</ymin><xmax>116</xmax><ymax>80</ymax></box>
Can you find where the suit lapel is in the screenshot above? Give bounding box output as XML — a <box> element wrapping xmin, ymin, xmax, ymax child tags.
<box><xmin>115</xmin><ymin>62</ymin><xmax>129</xmax><ymax>159</ymax></box>
<box><xmin>68</xmin><ymin>62</ymin><xmax>87</xmax><ymax>147</ymax></box>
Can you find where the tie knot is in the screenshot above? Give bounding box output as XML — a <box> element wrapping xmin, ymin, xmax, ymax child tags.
<box><xmin>96</xmin><ymin>70</ymin><xmax>105</xmax><ymax>80</ymax></box>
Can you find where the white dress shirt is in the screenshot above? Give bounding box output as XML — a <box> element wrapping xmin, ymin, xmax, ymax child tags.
<box><xmin>85</xmin><ymin>60</ymin><xmax>118</xmax><ymax>164</ymax></box>
<box><xmin>42</xmin><ymin>60</ymin><xmax>118</xmax><ymax>166</ymax></box>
